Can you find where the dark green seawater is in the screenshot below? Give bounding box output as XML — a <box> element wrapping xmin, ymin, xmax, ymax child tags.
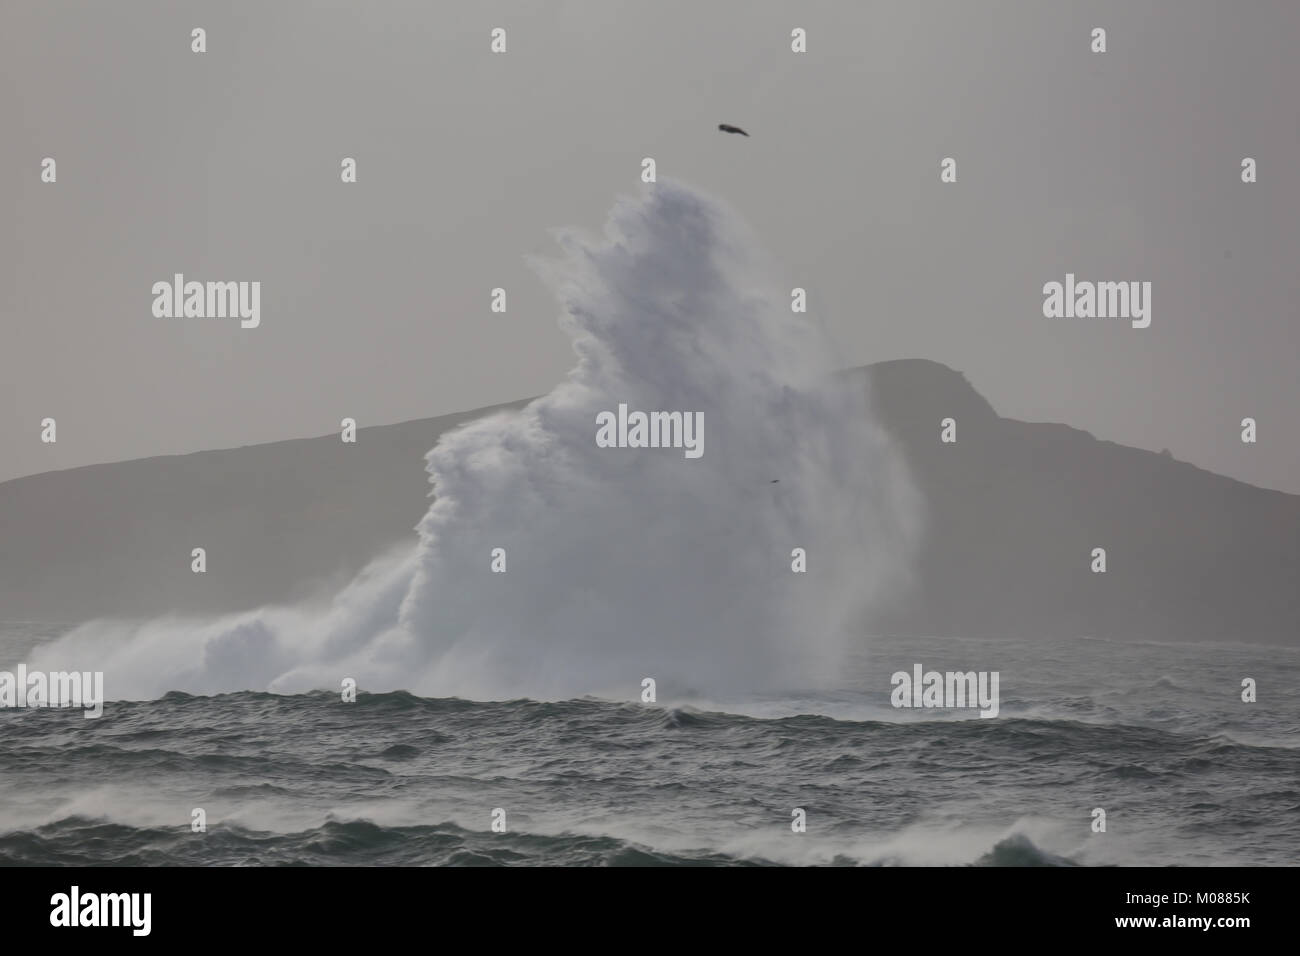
<box><xmin>1</xmin><ymin>624</ymin><xmax>1296</xmax><ymax>866</ymax></box>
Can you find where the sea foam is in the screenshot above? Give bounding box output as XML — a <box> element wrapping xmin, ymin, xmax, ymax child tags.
<box><xmin>33</xmin><ymin>180</ymin><xmax>921</xmax><ymax>701</ymax></box>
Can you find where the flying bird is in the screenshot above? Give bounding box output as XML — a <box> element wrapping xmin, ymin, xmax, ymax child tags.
<box><xmin>718</xmin><ymin>124</ymin><xmax>749</xmax><ymax>137</ymax></box>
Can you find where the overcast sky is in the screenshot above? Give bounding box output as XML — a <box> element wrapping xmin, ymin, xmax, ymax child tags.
<box><xmin>3</xmin><ymin>0</ymin><xmax>1297</xmax><ymax>492</ymax></box>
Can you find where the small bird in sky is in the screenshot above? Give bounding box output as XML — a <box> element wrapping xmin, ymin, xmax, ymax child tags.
<box><xmin>718</xmin><ymin>123</ymin><xmax>749</xmax><ymax>137</ymax></box>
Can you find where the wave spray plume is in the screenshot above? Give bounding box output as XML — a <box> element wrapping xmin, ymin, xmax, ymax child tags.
<box><xmin>33</xmin><ymin>180</ymin><xmax>921</xmax><ymax>701</ymax></box>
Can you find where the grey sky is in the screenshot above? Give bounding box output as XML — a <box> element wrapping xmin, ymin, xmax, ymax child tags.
<box><xmin>3</xmin><ymin>0</ymin><xmax>1297</xmax><ymax>491</ymax></box>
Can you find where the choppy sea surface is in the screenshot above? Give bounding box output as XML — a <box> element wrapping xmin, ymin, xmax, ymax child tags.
<box><xmin>0</xmin><ymin>623</ymin><xmax>1295</xmax><ymax>866</ymax></box>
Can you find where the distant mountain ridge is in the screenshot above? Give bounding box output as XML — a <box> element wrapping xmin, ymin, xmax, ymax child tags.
<box><xmin>2</xmin><ymin>359</ymin><xmax>1295</xmax><ymax>643</ymax></box>
<box><xmin>862</xmin><ymin>360</ymin><xmax>1298</xmax><ymax>644</ymax></box>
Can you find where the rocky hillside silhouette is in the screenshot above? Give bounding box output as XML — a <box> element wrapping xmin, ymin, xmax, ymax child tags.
<box><xmin>2</xmin><ymin>361</ymin><xmax>1295</xmax><ymax>643</ymax></box>
<box><xmin>864</xmin><ymin>360</ymin><xmax>1299</xmax><ymax>644</ymax></box>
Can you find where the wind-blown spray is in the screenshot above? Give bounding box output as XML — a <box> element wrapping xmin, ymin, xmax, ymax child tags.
<box><xmin>34</xmin><ymin>180</ymin><xmax>921</xmax><ymax>701</ymax></box>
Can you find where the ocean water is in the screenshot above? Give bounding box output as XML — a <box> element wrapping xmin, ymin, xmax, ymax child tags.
<box><xmin>3</xmin><ymin>183</ymin><xmax>1295</xmax><ymax>867</ymax></box>
<box><xmin>1</xmin><ymin>622</ymin><xmax>1295</xmax><ymax>866</ymax></box>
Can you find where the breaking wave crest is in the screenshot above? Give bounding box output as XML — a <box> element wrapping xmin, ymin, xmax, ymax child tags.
<box><xmin>32</xmin><ymin>180</ymin><xmax>920</xmax><ymax>701</ymax></box>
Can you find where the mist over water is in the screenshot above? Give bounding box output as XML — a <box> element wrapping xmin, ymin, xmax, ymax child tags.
<box><xmin>32</xmin><ymin>180</ymin><xmax>920</xmax><ymax>702</ymax></box>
